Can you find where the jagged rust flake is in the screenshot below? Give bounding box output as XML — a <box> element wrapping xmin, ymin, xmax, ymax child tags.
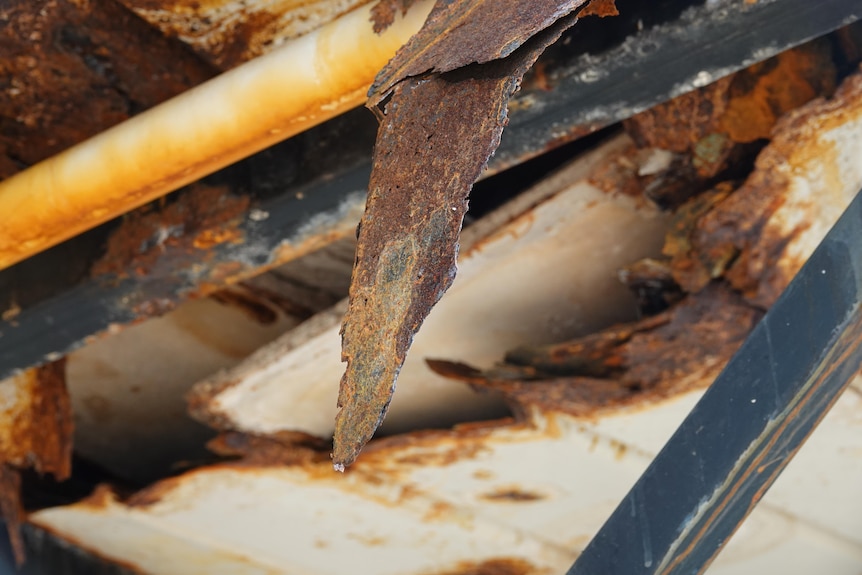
<box><xmin>334</xmin><ymin>9</ymin><xmax>584</xmax><ymax>469</ymax></box>
<box><xmin>368</xmin><ymin>0</ymin><xmax>589</xmax><ymax>107</ymax></box>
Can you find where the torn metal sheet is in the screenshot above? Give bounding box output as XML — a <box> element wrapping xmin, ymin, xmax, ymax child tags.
<box><xmin>429</xmin><ymin>284</ymin><xmax>761</xmax><ymax>418</ymax></box>
<box><xmin>432</xmin><ymin>66</ymin><xmax>862</xmax><ymax>427</ymax></box>
<box><xmin>0</xmin><ymin>361</ymin><xmax>72</xmax><ymax>564</ymax></box>
<box><xmin>28</xmin><ymin>406</ymin><xmax>862</xmax><ymax>574</ymax></box>
<box><xmin>336</xmin><ymin>0</ymin><xmax>591</xmax><ymax>468</ymax></box>
<box><xmin>367</xmin><ymin>0</ymin><xmax>589</xmax><ymax>106</ymax></box>
<box><xmin>189</xmin><ymin>135</ymin><xmax>669</xmax><ymax>441</ymax></box>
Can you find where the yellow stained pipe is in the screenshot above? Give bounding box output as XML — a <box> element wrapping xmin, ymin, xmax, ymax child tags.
<box><xmin>0</xmin><ymin>1</ymin><xmax>433</xmax><ymax>271</ymax></box>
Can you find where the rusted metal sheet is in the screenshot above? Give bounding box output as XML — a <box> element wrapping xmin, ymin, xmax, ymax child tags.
<box><xmin>430</xmin><ymin>65</ymin><xmax>862</xmax><ymax>423</ymax></box>
<box><xmin>674</xmin><ymin>71</ymin><xmax>862</xmax><ymax>308</ymax></box>
<box><xmin>0</xmin><ymin>362</ymin><xmax>72</xmax><ymax>479</ymax></box>
<box><xmin>0</xmin><ymin>361</ymin><xmax>72</xmax><ymax>564</ymax></box>
<box><xmin>116</xmin><ymin>0</ymin><xmax>371</xmax><ymax>70</ymax></box>
<box><xmin>367</xmin><ymin>0</ymin><xmax>588</xmax><ymax>106</ymax></box>
<box><xmin>429</xmin><ymin>284</ymin><xmax>760</xmax><ymax>418</ymax></box>
<box><xmin>335</xmin><ymin>0</ymin><xmax>592</xmax><ymax>469</ymax></box>
<box><xmin>0</xmin><ymin>0</ymin><xmax>215</xmax><ymax>181</ymax></box>
<box><xmin>27</xmin><ymin>401</ymin><xmax>862</xmax><ymax>574</ymax></box>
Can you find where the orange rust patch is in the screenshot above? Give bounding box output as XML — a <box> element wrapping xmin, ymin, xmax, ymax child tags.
<box><xmin>91</xmin><ymin>184</ymin><xmax>250</xmax><ymax>281</ymax></box>
<box><xmin>625</xmin><ymin>76</ymin><xmax>734</xmax><ymax>154</ymax></box>
<box><xmin>192</xmin><ymin>227</ymin><xmax>243</xmax><ymax>250</ymax></box>
<box><xmin>579</xmin><ymin>0</ymin><xmax>619</xmax><ymax>18</ymax></box>
<box><xmin>0</xmin><ymin>361</ymin><xmax>73</xmax><ymax>479</ymax></box>
<box><xmin>427</xmin><ymin>558</ymin><xmax>538</xmax><ymax>575</ymax></box>
<box><xmin>358</xmin><ymin>418</ymin><xmax>520</xmax><ymax>470</ymax></box>
<box><xmin>720</xmin><ymin>42</ymin><xmax>836</xmax><ymax>143</ymax></box>
<box><xmin>625</xmin><ymin>42</ymin><xmax>835</xmax><ymax>178</ymax></box>
<box><xmin>663</xmin><ymin>183</ymin><xmax>737</xmax><ymax>293</ymax></box>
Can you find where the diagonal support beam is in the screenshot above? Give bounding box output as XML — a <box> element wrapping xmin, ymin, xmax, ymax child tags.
<box><xmin>569</xmin><ymin>188</ymin><xmax>862</xmax><ymax>574</ymax></box>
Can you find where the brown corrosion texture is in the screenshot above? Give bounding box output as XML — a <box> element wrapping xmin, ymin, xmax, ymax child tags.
<box><xmin>335</xmin><ymin>5</ymin><xmax>584</xmax><ymax>468</ymax></box>
<box><xmin>368</xmin><ymin>0</ymin><xmax>589</xmax><ymax>106</ymax></box>
<box><xmin>579</xmin><ymin>0</ymin><xmax>619</xmax><ymax>18</ymax></box>
<box><xmin>0</xmin><ymin>0</ymin><xmax>214</xmax><ymax>181</ymax></box>
<box><xmin>428</xmin><ymin>558</ymin><xmax>537</xmax><ymax>575</ymax></box>
<box><xmin>671</xmin><ymin>70</ymin><xmax>862</xmax><ymax>308</ymax></box>
<box><xmin>430</xmin><ymin>50</ymin><xmax>857</xmax><ymax>419</ymax></box>
<box><xmin>0</xmin><ymin>361</ymin><xmax>73</xmax><ymax>479</ymax></box>
<box><xmin>118</xmin><ymin>0</ymin><xmax>368</xmax><ymax>70</ymax></box>
<box><xmin>429</xmin><ymin>285</ymin><xmax>760</xmax><ymax>416</ymax></box>
<box><xmin>625</xmin><ymin>41</ymin><xmax>835</xmax><ymax>178</ymax></box>
<box><xmin>371</xmin><ymin>0</ymin><xmax>421</xmax><ymax>33</ymax></box>
<box><xmin>0</xmin><ymin>465</ymin><xmax>24</xmax><ymax>565</ymax></box>
<box><xmin>91</xmin><ymin>184</ymin><xmax>250</xmax><ymax>281</ymax></box>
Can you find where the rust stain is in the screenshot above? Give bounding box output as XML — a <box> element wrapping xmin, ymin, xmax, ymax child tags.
<box><xmin>335</xmin><ymin>3</ymin><xmax>588</xmax><ymax>469</ymax></box>
<box><xmin>579</xmin><ymin>0</ymin><xmax>619</xmax><ymax>18</ymax></box>
<box><xmin>119</xmin><ymin>0</ymin><xmax>369</xmax><ymax>70</ymax></box>
<box><xmin>356</xmin><ymin>420</ymin><xmax>519</xmax><ymax>472</ymax></box>
<box><xmin>0</xmin><ymin>361</ymin><xmax>73</xmax><ymax>479</ymax></box>
<box><xmin>209</xmin><ymin>288</ymin><xmax>280</xmax><ymax>325</ymax></box>
<box><xmin>429</xmin><ymin>284</ymin><xmax>761</xmax><ymax>418</ymax></box>
<box><xmin>370</xmin><ymin>0</ymin><xmax>420</xmax><ymax>34</ymax></box>
<box><xmin>720</xmin><ymin>42</ymin><xmax>836</xmax><ymax>143</ymax></box>
<box><xmin>90</xmin><ymin>184</ymin><xmax>250</xmax><ymax>281</ymax></box>
<box><xmin>427</xmin><ymin>558</ymin><xmax>538</xmax><ymax>575</ymax></box>
<box><xmin>480</xmin><ymin>488</ymin><xmax>545</xmax><ymax>503</ymax></box>
<box><xmin>624</xmin><ymin>41</ymin><xmax>835</xmax><ymax>178</ymax></box>
<box><xmin>674</xmin><ymin>69</ymin><xmax>862</xmax><ymax>308</ymax></box>
<box><xmin>0</xmin><ymin>0</ymin><xmax>215</xmax><ymax>180</ymax></box>
<box><xmin>0</xmin><ymin>465</ymin><xmax>24</xmax><ymax>565</ymax></box>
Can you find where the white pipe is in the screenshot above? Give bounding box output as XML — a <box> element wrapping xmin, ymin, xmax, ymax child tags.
<box><xmin>0</xmin><ymin>0</ymin><xmax>433</xmax><ymax>271</ymax></box>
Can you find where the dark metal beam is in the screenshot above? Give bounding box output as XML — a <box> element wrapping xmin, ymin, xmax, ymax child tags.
<box><xmin>568</xmin><ymin>188</ymin><xmax>862</xmax><ymax>574</ymax></box>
